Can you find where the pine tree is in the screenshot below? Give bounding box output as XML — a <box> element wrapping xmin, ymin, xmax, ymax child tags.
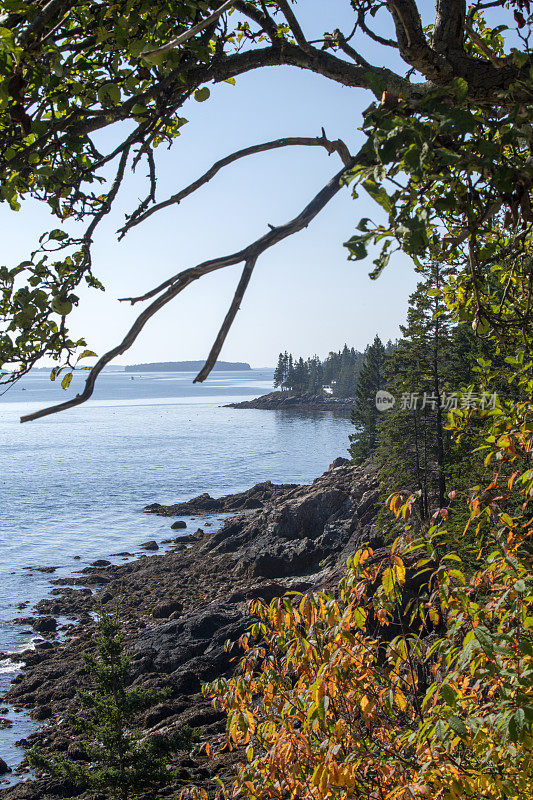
<box><xmin>285</xmin><ymin>354</ymin><xmax>295</xmax><ymax>392</ymax></box>
<box><xmin>273</xmin><ymin>353</ymin><xmax>285</xmax><ymax>388</ymax></box>
<box><xmin>376</xmin><ymin>264</ymin><xmax>452</xmax><ymax>515</ymax></box>
<box><xmin>349</xmin><ymin>335</ymin><xmax>386</xmax><ymax>463</ymax></box>
<box><xmin>293</xmin><ymin>357</ymin><xmax>308</xmax><ymax>392</ymax></box>
<box><xmin>28</xmin><ymin>610</ymin><xmax>193</xmax><ymax>800</ymax></box>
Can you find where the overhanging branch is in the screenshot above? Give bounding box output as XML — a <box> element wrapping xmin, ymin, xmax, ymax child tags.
<box><xmin>193</xmin><ymin>255</ymin><xmax>257</xmax><ymax>383</ymax></box>
<box><xmin>20</xmin><ymin>145</ymin><xmax>366</xmax><ymax>423</ymax></box>
<box><xmin>118</xmin><ymin>132</ymin><xmax>352</xmax><ymax>239</ymax></box>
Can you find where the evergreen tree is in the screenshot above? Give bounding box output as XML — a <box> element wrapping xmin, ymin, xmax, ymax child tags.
<box><xmin>376</xmin><ymin>264</ymin><xmax>452</xmax><ymax>515</ymax></box>
<box><xmin>285</xmin><ymin>354</ymin><xmax>295</xmax><ymax>392</ymax></box>
<box><xmin>28</xmin><ymin>610</ymin><xmax>193</xmax><ymax>800</ymax></box>
<box><xmin>293</xmin><ymin>357</ymin><xmax>308</xmax><ymax>392</ymax></box>
<box><xmin>273</xmin><ymin>353</ymin><xmax>285</xmax><ymax>389</ymax></box>
<box><xmin>308</xmin><ymin>358</ymin><xmax>319</xmax><ymax>394</ymax></box>
<box><xmin>349</xmin><ymin>336</ymin><xmax>386</xmax><ymax>463</ymax></box>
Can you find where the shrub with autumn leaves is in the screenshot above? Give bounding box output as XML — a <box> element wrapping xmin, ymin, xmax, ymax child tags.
<box><xmin>181</xmin><ymin>396</ymin><xmax>533</xmax><ymax>800</ymax></box>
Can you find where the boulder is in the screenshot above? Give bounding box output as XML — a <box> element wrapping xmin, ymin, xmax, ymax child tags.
<box><xmin>32</xmin><ymin>616</ymin><xmax>57</xmax><ymax>634</ymax></box>
<box><xmin>152</xmin><ymin>600</ymin><xmax>183</xmax><ymax>619</ymax></box>
<box><xmin>170</xmin><ymin>520</ymin><xmax>187</xmax><ymax>530</ymax></box>
<box><xmin>0</xmin><ymin>757</ymin><xmax>11</xmax><ymax>774</ymax></box>
<box><xmin>140</xmin><ymin>540</ymin><xmax>159</xmax><ymax>551</ymax></box>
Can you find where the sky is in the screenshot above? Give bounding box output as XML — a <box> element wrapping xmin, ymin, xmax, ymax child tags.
<box><xmin>1</xmin><ymin>0</ymin><xmax>424</xmax><ymax>369</ymax></box>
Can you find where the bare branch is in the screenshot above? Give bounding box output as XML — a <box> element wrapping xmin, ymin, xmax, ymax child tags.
<box><xmin>193</xmin><ymin>256</ymin><xmax>257</xmax><ymax>383</ymax></box>
<box><xmin>20</xmin><ymin>146</ymin><xmax>366</xmax><ymax>423</ymax></box>
<box><xmin>142</xmin><ymin>0</ymin><xmax>234</xmax><ymax>58</ymax></box>
<box><xmin>276</xmin><ymin>0</ymin><xmax>313</xmax><ymax>52</ymax></box>
<box><xmin>333</xmin><ymin>30</ymin><xmax>374</xmax><ymax>68</ymax></box>
<box><xmin>355</xmin><ymin>8</ymin><xmax>399</xmax><ymax>50</ymax></box>
<box><xmin>119</xmin><ymin>133</ymin><xmax>352</xmax><ymax>238</ymax></box>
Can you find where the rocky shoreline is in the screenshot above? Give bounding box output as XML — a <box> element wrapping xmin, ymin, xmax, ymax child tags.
<box><xmin>226</xmin><ymin>391</ymin><xmax>354</xmax><ymax>412</ymax></box>
<box><xmin>0</xmin><ymin>458</ymin><xmax>385</xmax><ymax>799</ymax></box>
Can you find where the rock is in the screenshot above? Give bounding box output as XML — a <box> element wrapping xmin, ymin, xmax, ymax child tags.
<box><xmin>140</xmin><ymin>540</ymin><xmax>159</xmax><ymax>551</ymax></box>
<box><xmin>152</xmin><ymin>600</ymin><xmax>183</xmax><ymax>619</ymax></box>
<box><xmin>226</xmin><ymin>391</ymin><xmax>354</xmax><ymax>413</ymax></box>
<box><xmin>0</xmin><ymin>718</ymin><xmax>13</xmax><ymax>730</ymax></box>
<box><xmin>329</xmin><ymin>457</ymin><xmax>350</xmax><ymax>470</ymax></box>
<box><xmin>34</xmin><ymin>641</ymin><xmax>54</xmax><ymax>652</ymax></box>
<box><xmin>146</xmin><ymin>481</ymin><xmax>297</xmax><ymax>517</ymax></box>
<box><xmin>170</xmin><ymin>520</ymin><xmax>187</xmax><ymax>530</ymax></box>
<box><xmin>32</xmin><ymin>617</ymin><xmax>57</xmax><ymax>634</ymax></box>
<box><xmin>0</xmin><ymin>757</ymin><xmax>11</xmax><ymax>775</ymax></box>
<box><xmin>91</xmin><ymin>559</ymin><xmax>111</xmax><ymax>568</ymax></box>
<box><xmin>30</xmin><ymin>704</ymin><xmax>52</xmax><ymax>721</ymax></box>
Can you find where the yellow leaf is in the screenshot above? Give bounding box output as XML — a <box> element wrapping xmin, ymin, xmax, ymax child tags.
<box><xmin>394</xmin><ymin>556</ymin><xmax>406</xmax><ymax>586</ymax></box>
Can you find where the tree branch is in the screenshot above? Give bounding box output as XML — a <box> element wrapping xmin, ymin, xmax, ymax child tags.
<box><xmin>142</xmin><ymin>0</ymin><xmax>234</xmax><ymax>58</ymax></box>
<box><xmin>355</xmin><ymin>7</ymin><xmax>399</xmax><ymax>50</ymax></box>
<box><xmin>193</xmin><ymin>256</ymin><xmax>257</xmax><ymax>383</ymax></box>
<box><xmin>432</xmin><ymin>0</ymin><xmax>466</xmax><ymax>55</ymax></box>
<box><xmin>276</xmin><ymin>0</ymin><xmax>313</xmax><ymax>53</ymax></box>
<box><xmin>20</xmin><ymin>146</ymin><xmax>367</xmax><ymax>423</ymax></box>
<box><xmin>17</xmin><ymin>0</ymin><xmax>78</xmax><ymax>47</ymax></box>
<box><xmin>464</xmin><ymin>23</ymin><xmax>505</xmax><ymax>68</ymax></box>
<box><xmin>118</xmin><ymin>132</ymin><xmax>352</xmax><ymax>239</ymax></box>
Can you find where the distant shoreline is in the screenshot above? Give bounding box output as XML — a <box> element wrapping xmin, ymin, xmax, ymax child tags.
<box><xmin>125</xmin><ymin>360</ymin><xmax>252</xmax><ymax>373</ymax></box>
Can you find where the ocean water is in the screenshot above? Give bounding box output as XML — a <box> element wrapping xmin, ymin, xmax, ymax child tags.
<box><xmin>0</xmin><ymin>368</ymin><xmax>351</xmax><ymax>778</ymax></box>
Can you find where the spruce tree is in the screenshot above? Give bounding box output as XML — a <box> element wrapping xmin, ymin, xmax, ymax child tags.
<box><xmin>349</xmin><ymin>336</ymin><xmax>386</xmax><ymax>463</ymax></box>
<box><xmin>285</xmin><ymin>354</ymin><xmax>295</xmax><ymax>393</ymax></box>
<box><xmin>376</xmin><ymin>264</ymin><xmax>452</xmax><ymax>515</ymax></box>
<box><xmin>28</xmin><ymin>610</ymin><xmax>193</xmax><ymax>800</ymax></box>
<box><xmin>273</xmin><ymin>353</ymin><xmax>285</xmax><ymax>389</ymax></box>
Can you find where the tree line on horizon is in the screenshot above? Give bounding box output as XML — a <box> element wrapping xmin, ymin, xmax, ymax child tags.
<box><xmin>272</xmin><ymin>343</ymin><xmax>395</xmax><ymax>399</ymax></box>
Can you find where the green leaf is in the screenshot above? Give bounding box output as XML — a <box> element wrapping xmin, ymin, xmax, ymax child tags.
<box><xmin>61</xmin><ymin>372</ymin><xmax>73</xmax><ymax>390</ymax></box>
<box><xmin>194</xmin><ymin>87</ymin><xmax>210</xmax><ymax>102</ymax></box>
<box><xmin>98</xmin><ymin>83</ymin><xmax>121</xmax><ymax>105</ymax></box>
<box><xmin>344</xmin><ymin>236</ymin><xmax>368</xmax><ymax>261</ymax></box>
<box><xmin>509</xmin><ymin>708</ymin><xmax>526</xmax><ymax>742</ymax></box>
<box><xmin>435</xmin><ymin>719</ymin><xmax>446</xmax><ymax>741</ymax></box>
<box><xmin>448</xmin><ymin>716</ymin><xmax>468</xmax><ymax>737</ymax></box>
<box><xmin>362</xmin><ymin>179</ymin><xmax>392</xmax><ymax>212</ymax></box>
<box><xmin>76</xmin><ymin>350</ymin><xmax>97</xmax><ymax>362</ymax></box>
<box><xmin>451</xmin><ymin>77</ymin><xmax>468</xmax><ymax>102</ymax></box>
<box><xmin>364</xmin><ymin>71</ymin><xmax>386</xmax><ymax>100</ymax></box>
<box><xmin>440</xmin><ymin>684</ymin><xmax>457</xmax><ymax>708</ymax></box>
<box><xmin>474</xmin><ymin>626</ymin><xmax>494</xmax><ymax>653</ymax></box>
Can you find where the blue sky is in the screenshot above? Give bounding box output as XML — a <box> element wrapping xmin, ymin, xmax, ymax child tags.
<box><xmin>1</xmin><ymin>0</ymin><xmax>421</xmax><ymax>368</ymax></box>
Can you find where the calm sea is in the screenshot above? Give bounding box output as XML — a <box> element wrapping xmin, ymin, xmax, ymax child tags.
<box><xmin>0</xmin><ymin>368</ymin><xmax>351</xmax><ymax>778</ymax></box>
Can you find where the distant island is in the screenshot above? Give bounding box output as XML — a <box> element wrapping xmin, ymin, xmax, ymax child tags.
<box><xmin>125</xmin><ymin>360</ymin><xmax>252</xmax><ymax>372</ymax></box>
